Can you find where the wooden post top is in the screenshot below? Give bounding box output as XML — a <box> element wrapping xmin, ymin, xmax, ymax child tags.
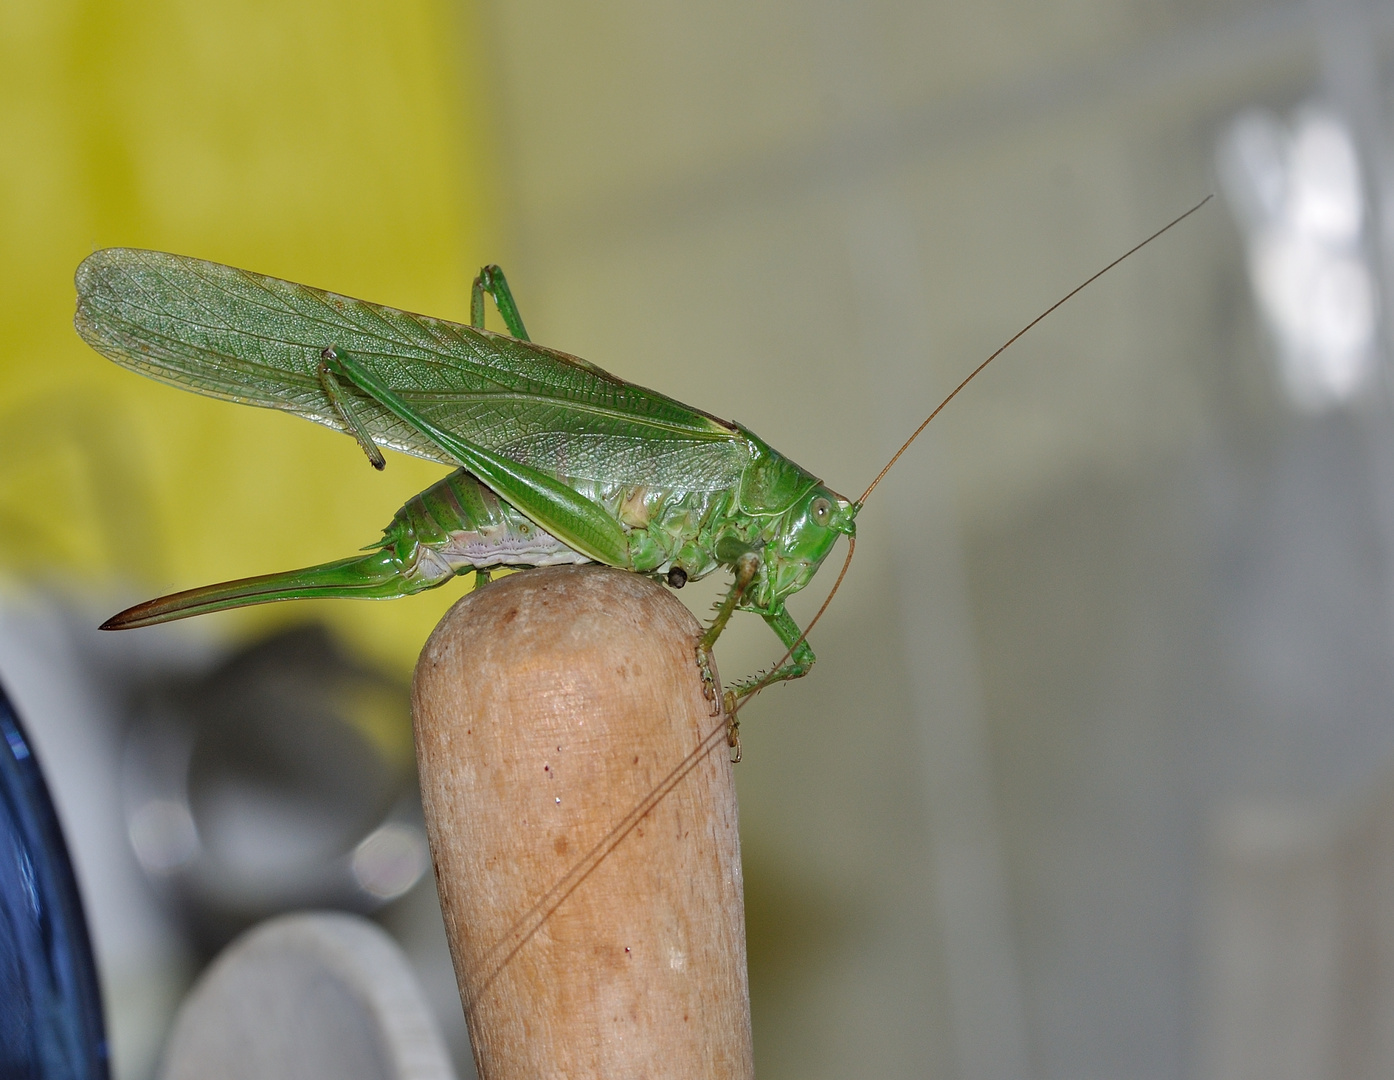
<box><xmin>412</xmin><ymin>565</ymin><xmax>753</xmax><ymax>1079</ymax></box>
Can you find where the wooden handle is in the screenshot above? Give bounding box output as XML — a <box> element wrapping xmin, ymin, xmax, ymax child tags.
<box><xmin>411</xmin><ymin>564</ymin><xmax>754</xmax><ymax>1079</ymax></box>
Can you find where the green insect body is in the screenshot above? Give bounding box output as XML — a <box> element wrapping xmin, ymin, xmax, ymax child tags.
<box><xmin>73</xmin><ymin>205</ymin><xmax>1204</xmax><ymax>700</ymax></box>
<box><xmin>74</xmin><ymin>249</ymin><xmax>857</xmax><ymax>695</ymax></box>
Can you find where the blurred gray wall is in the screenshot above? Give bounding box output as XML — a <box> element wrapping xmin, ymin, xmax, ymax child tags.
<box><xmin>477</xmin><ymin>4</ymin><xmax>1394</xmax><ymax>1079</ymax></box>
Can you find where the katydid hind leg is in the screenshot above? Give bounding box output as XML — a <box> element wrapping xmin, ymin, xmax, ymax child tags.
<box><xmin>471</xmin><ymin>265</ymin><xmax>530</xmax><ymax>341</ymax></box>
<box><xmin>318</xmin><ymin>348</ymin><xmax>386</xmax><ymax>470</ymax></box>
<box><xmin>321</xmin><ymin>347</ymin><xmax>631</xmax><ymax>568</ymax></box>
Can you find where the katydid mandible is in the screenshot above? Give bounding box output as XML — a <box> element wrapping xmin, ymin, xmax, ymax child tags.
<box><xmin>73</xmin><ymin>199</ymin><xmax>1207</xmax><ymax>704</ymax></box>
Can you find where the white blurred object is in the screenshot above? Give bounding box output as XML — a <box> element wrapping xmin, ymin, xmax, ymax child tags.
<box><xmin>160</xmin><ymin>912</ymin><xmax>457</xmax><ymax>1080</ymax></box>
<box><xmin>1219</xmin><ymin>107</ymin><xmax>1379</xmax><ymax>411</ymax></box>
<box><xmin>1202</xmin><ymin>767</ymin><xmax>1394</xmax><ymax>1080</ymax></box>
<box><xmin>352</xmin><ymin>823</ymin><xmax>431</xmax><ymax>902</ymax></box>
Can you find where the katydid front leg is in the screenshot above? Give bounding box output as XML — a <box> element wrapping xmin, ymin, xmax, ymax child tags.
<box><xmin>698</xmin><ymin>557</ymin><xmax>818</xmax><ymax>701</ymax></box>
<box><xmin>745</xmin><ymin>606</ymin><xmax>817</xmax><ymax>695</ymax></box>
<box><xmin>716</xmin><ymin>605</ymin><xmax>818</xmax><ymax>762</ymax></box>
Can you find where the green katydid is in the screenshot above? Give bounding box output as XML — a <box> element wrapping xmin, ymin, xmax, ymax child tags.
<box><xmin>73</xmin><ymin>199</ymin><xmax>1207</xmax><ymax>709</ymax></box>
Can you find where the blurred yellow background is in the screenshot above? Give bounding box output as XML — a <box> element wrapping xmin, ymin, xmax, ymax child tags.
<box><xmin>0</xmin><ymin>0</ymin><xmax>494</xmax><ymax>673</ymax></box>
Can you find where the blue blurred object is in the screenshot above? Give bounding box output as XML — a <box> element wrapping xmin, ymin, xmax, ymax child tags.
<box><xmin>0</xmin><ymin>681</ymin><xmax>109</xmax><ymax>1080</ymax></box>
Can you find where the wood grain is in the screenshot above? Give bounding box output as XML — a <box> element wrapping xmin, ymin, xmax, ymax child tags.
<box><xmin>412</xmin><ymin>564</ymin><xmax>753</xmax><ymax>1079</ymax></box>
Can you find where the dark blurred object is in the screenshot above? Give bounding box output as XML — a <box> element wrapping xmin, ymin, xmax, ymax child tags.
<box><xmin>0</xmin><ymin>680</ymin><xmax>109</xmax><ymax>1080</ymax></box>
<box><xmin>121</xmin><ymin>625</ymin><xmax>428</xmax><ymax>951</ymax></box>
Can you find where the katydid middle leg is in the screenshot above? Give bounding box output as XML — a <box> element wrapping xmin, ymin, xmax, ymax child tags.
<box><xmin>471</xmin><ymin>265</ymin><xmax>530</xmax><ymax>341</ymax></box>
<box><xmin>700</xmin><ymin>552</ymin><xmax>760</xmax><ymax>653</ymax></box>
<box><xmin>697</xmin><ymin>552</ymin><xmax>761</xmax><ymax>759</ymax></box>
<box><xmin>317</xmin><ymin>348</ymin><xmax>386</xmax><ymax>470</ymax></box>
<box><xmin>321</xmin><ymin>265</ymin><xmax>530</xmax><ymax>470</ymax></box>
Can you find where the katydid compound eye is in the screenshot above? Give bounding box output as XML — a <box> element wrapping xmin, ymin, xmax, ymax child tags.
<box><xmin>811</xmin><ymin>497</ymin><xmax>832</xmax><ymax>526</ymax></box>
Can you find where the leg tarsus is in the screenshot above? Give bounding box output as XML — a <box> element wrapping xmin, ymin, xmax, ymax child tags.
<box><xmin>473</xmin><ymin>568</ymin><xmax>492</xmax><ymax>591</ymax></box>
<box><xmin>471</xmin><ymin>265</ymin><xmax>530</xmax><ymax>341</ymax></box>
<box><xmin>695</xmin><ymin>636</ymin><xmax>739</xmax><ymax>758</ymax></box>
<box><xmin>697</xmin><ymin>644</ymin><xmax>721</xmax><ymax>715</ymax></box>
<box><xmin>725</xmin><ymin>688</ymin><xmax>742</xmax><ymax>763</ymax></box>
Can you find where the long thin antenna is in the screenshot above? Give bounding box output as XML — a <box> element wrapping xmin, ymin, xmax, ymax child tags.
<box><xmin>857</xmin><ymin>195</ymin><xmax>1212</xmax><ymax>507</ymax></box>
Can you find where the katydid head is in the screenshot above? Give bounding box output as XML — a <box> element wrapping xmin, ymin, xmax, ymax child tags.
<box><xmin>750</xmin><ymin>483</ymin><xmax>857</xmax><ymax>610</ymax></box>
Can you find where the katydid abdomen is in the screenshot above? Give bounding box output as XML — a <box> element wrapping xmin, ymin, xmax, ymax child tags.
<box><xmin>398</xmin><ymin>469</ymin><xmax>732</xmax><ymax>584</ymax></box>
<box><xmin>101</xmin><ymin>466</ymin><xmax>735</xmax><ymax>630</ymax></box>
<box><xmin>395</xmin><ymin>468</ymin><xmax>588</xmax><ymax>577</ymax></box>
<box><xmin>100</xmin><ymin>468</ymin><xmax>576</xmax><ymax>628</ymax></box>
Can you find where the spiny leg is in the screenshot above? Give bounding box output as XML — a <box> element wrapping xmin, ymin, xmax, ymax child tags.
<box><xmin>730</xmin><ymin>605</ymin><xmax>817</xmax><ymax>700</ymax></box>
<box><xmin>697</xmin><ymin>552</ymin><xmax>760</xmax><ymax>760</ymax></box>
<box><xmin>700</xmin><ymin>552</ymin><xmax>759</xmax><ymax>653</ymax></box>
<box><xmin>318</xmin><ymin>348</ymin><xmax>385</xmax><ymax>470</ymax></box>
<box><xmin>722</xmin><ymin>605</ymin><xmax>816</xmax><ymax>764</ymax></box>
<box><xmin>471</xmin><ymin>265</ymin><xmax>530</xmax><ymax>341</ymax></box>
